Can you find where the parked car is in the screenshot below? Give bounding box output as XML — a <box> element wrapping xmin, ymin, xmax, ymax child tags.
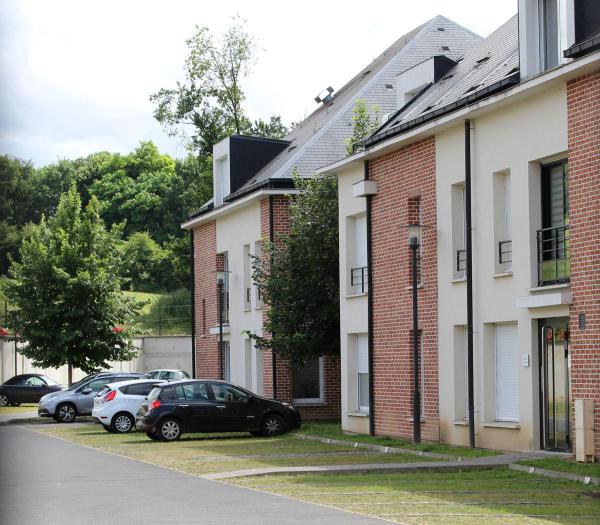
<box><xmin>38</xmin><ymin>371</ymin><xmax>143</xmax><ymax>423</ymax></box>
<box><xmin>92</xmin><ymin>379</ymin><xmax>166</xmax><ymax>433</ymax></box>
<box><xmin>0</xmin><ymin>374</ymin><xmax>64</xmax><ymax>407</ymax></box>
<box><xmin>143</xmin><ymin>369</ymin><xmax>190</xmax><ymax>381</ymax></box>
<box><xmin>136</xmin><ymin>379</ymin><xmax>301</xmax><ymax>441</ymax></box>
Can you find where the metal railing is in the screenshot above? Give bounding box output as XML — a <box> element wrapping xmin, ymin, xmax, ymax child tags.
<box><xmin>456</xmin><ymin>249</ymin><xmax>467</xmax><ymax>273</ymax></box>
<box><xmin>140</xmin><ymin>304</ymin><xmax>192</xmax><ymax>336</ymax></box>
<box><xmin>537</xmin><ymin>225</ymin><xmax>570</xmax><ymax>286</ymax></box>
<box><xmin>499</xmin><ymin>240</ymin><xmax>512</xmax><ymax>270</ymax></box>
<box><xmin>351</xmin><ymin>266</ymin><xmax>368</xmax><ymax>294</ymax></box>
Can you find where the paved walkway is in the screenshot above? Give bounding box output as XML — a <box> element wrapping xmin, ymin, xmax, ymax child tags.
<box><xmin>0</xmin><ymin>424</ymin><xmax>387</xmax><ymax>525</ymax></box>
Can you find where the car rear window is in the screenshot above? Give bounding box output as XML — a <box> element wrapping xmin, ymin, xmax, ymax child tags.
<box><xmin>147</xmin><ymin>387</ymin><xmax>163</xmax><ymax>402</ymax></box>
<box><xmin>121</xmin><ymin>383</ymin><xmax>155</xmax><ymax>396</ymax></box>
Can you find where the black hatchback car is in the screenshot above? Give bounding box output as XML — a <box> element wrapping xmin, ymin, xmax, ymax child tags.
<box><xmin>0</xmin><ymin>374</ymin><xmax>64</xmax><ymax>406</ymax></box>
<box><xmin>136</xmin><ymin>380</ymin><xmax>301</xmax><ymax>441</ymax></box>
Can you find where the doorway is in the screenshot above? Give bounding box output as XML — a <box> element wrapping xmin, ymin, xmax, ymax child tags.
<box><xmin>539</xmin><ymin>318</ymin><xmax>571</xmax><ymax>451</ymax></box>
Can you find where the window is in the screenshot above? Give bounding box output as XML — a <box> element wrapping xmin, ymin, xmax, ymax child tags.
<box><xmin>292</xmin><ymin>357</ymin><xmax>324</xmax><ymax>403</ymax></box>
<box><xmin>159</xmin><ymin>371</ymin><xmax>176</xmax><ymax>381</ymax></box>
<box><xmin>453</xmin><ymin>326</ymin><xmax>468</xmax><ymax>420</ymax></box>
<box><xmin>254</xmin><ymin>241</ymin><xmax>263</xmax><ymax>308</ymax></box>
<box><xmin>350</xmin><ymin>214</ymin><xmax>368</xmax><ymax>294</ymax></box>
<box><xmin>243</xmin><ymin>244</ymin><xmax>251</xmax><ymax>310</ymax></box>
<box><xmin>121</xmin><ymin>382</ymin><xmax>155</xmax><ymax>396</ymax></box>
<box><xmin>254</xmin><ymin>346</ymin><xmax>264</xmax><ymax>396</ymax></box>
<box><xmin>493</xmin><ymin>171</ymin><xmax>512</xmax><ymax>273</ymax></box>
<box><xmin>86</xmin><ymin>378</ymin><xmax>112</xmax><ymax>393</ymax></box>
<box><xmin>244</xmin><ymin>339</ymin><xmax>253</xmax><ymax>390</ymax></box>
<box><xmin>211</xmin><ymin>383</ymin><xmax>248</xmax><ymax>403</ymax></box>
<box><xmin>218</xmin><ymin>252</ymin><xmax>230</xmax><ymax>322</ymax></box>
<box><xmin>451</xmin><ymin>183</ymin><xmax>467</xmax><ymax>279</ymax></box>
<box><xmin>24</xmin><ymin>376</ymin><xmax>44</xmax><ymax>386</ymax></box>
<box><xmin>41</xmin><ymin>375</ymin><xmax>59</xmax><ymax>386</ymax></box>
<box><xmin>539</xmin><ymin>0</ymin><xmax>560</xmax><ymax>70</ymax></box>
<box><xmin>495</xmin><ymin>324</ymin><xmax>519</xmax><ymax>422</ymax></box>
<box><xmin>575</xmin><ymin>0</ymin><xmax>600</xmax><ymax>42</ymax></box>
<box><xmin>222</xmin><ymin>341</ymin><xmax>231</xmax><ymax>382</ymax></box>
<box><xmin>215</xmin><ymin>155</ymin><xmax>230</xmax><ymax>205</ymax></box>
<box><xmin>182</xmin><ymin>382</ymin><xmax>210</xmax><ymax>401</ymax></box>
<box><xmin>356</xmin><ymin>335</ymin><xmax>369</xmax><ymax>412</ymax></box>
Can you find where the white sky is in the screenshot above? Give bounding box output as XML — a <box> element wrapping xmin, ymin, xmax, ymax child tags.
<box><xmin>0</xmin><ymin>0</ymin><xmax>518</xmax><ymax>166</ymax></box>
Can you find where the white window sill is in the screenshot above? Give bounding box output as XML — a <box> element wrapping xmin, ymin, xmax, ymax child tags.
<box><xmin>451</xmin><ymin>277</ymin><xmax>467</xmax><ymax>284</ymax></box>
<box><xmin>347</xmin><ymin>411</ymin><xmax>369</xmax><ymax>418</ymax></box>
<box><xmin>405</xmin><ymin>284</ymin><xmax>424</xmax><ymax>290</ymax></box>
<box><xmin>254</xmin><ymin>305</ymin><xmax>263</xmax><ymax>310</ymax></box>
<box><xmin>493</xmin><ymin>271</ymin><xmax>513</xmax><ymax>279</ymax></box>
<box><xmin>293</xmin><ymin>399</ymin><xmax>326</xmax><ymax>406</ymax></box>
<box><xmin>345</xmin><ymin>292</ymin><xmax>368</xmax><ymax>299</ymax></box>
<box><xmin>452</xmin><ymin>419</ymin><xmax>469</xmax><ymax>426</ymax></box>
<box><xmin>209</xmin><ymin>324</ymin><xmax>230</xmax><ymax>335</ymax></box>
<box><xmin>529</xmin><ymin>283</ymin><xmax>570</xmax><ymax>293</ymax></box>
<box><xmin>482</xmin><ymin>421</ymin><xmax>520</xmax><ymax>429</ymax></box>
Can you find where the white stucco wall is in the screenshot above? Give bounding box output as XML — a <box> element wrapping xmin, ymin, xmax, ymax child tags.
<box><xmin>436</xmin><ymin>82</ymin><xmax>570</xmax><ymax>451</ymax></box>
<box><xmin>338</xmin><ymin>163</ymin><xmax>370</xmax><ymax>434</ymax></box>
<box><xmin>216</xmin><ymin>200</ymin><xmax>264</xmax><ymax>394</ymax></box>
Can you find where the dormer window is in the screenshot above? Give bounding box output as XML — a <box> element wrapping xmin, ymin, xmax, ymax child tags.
<box><xmin>539</xmin><ymin>0</ymin><xmax>560</xmax><ymax>70</ymax></box>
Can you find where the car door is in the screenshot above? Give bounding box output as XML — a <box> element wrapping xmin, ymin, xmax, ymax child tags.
<box><xmin>77</xmin><ymin>376</ymin><xmax>113</xmax><ymax>414</ymax></box>
<box><xmin>5</xmin><ymin>376</ymin><xmax>28</xmax><ymax>403</ymax></box>
<box><xmin>209</xmin><ymin>383</ymin><xmax>251</xmax><ymax>431</ymax></box>
<box><xmin>24</xmin><ymin>376</ymin><xmax>47</xmax><ymax>402</ymax></box>
<box><xmin>181</xmin><ymin>383</ymin><xmax>219</xmax><ymax>432</ymax></box>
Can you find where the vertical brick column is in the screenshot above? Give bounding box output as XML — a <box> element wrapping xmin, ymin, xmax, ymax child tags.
<box><xmin>193</xmin><ymin>221</ymin><xmax>220</xmax><ymax>378</ymax></box>
<box><xmin>567</xmin><ymin>69</ymin><xmax>600</xmax><ymax>459</ymax></box>
<box><xmin>369</xmin><ymin>137</ymin><xmax>439</xmax><ymax>441</ymax></box>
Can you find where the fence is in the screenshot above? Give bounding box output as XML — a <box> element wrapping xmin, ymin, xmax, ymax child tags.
<box><xmin>136</xmin><ymin>304</ymin><xmax>192</xmax><ymax>336</ymax></box>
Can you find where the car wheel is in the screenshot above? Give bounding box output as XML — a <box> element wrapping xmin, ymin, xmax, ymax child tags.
<box><xmin>0</xmin><ymin>393</ymin><xmax>10</xmax><ymax>407</ymax></box>
<box><xmin>102</xmin><ymin>424</ymin><xmax>114</xmax><ymax>433</ymax></box>
<box><xmin>56</xmin><ymin>403</ymin><xmax>77</xmax><ymax>423</ymax></box>
<box><xmin>112</xmin><ymin>412</ymin><xmax>134</xmax><ymax>433</ymax></box>
<box><xmin>158</xmin><ymin>418</ymin><xmax>182</xmax><ymax>441</ymax></box>
<box><xmin>261</xmin><ymin>414</ymin><xmax>286</xmax><ymax>437</ymax></box>
<box><xmin>146</xmin><ymin>432</ymin><xmax>161</xmax><ymax>441</ymax></box>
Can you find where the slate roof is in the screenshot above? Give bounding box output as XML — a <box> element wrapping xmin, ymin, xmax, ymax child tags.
<box><xmin>239</xmin><ymin>15</ymin><xmax>482</xmax><ymax>189</ymax></box>
<box><xmin>364</xmin><ymin>15</ymin><xmax>519</xmax><ymax>147</ymax></box>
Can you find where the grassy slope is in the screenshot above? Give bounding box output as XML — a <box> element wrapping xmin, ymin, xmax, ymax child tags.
<box><xmin>299</xmin><ymin>421</ymin><xmax>500</xmax><ymax>458</ymax></box>
<box><xmin>123</xmin><ymin>291</ymin><xmax>161</xmax><ymax>315</ymax></box>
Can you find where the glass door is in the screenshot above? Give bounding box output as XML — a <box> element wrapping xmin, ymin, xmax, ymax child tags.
<box><xmin>540</xmin><ymin>318</ymin><xmax>571</xmax><ymax>451</ymax></box>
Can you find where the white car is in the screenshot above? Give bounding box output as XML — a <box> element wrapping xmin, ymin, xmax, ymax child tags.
<box><xmin>92</xmin><ymin>379</ymin><xmax>166</xmax><ymax>433</ymax></box>
<box><xmin>143</xmin><ymin>369</ymin><xmax>190</xmax><ymax>381</ymax></box>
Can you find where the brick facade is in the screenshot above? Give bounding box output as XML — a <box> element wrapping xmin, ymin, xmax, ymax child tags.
<box><xmin>566</xmin><ymin>69</ymin><xmax>600</xmax><ymax>459</ymax></box>
<box><xmin>369</xmin><ymin>137</ymin><xmax>439</xmax><ymax>441</ymax></box>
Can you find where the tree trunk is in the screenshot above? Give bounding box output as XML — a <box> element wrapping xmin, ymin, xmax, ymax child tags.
<box><xmin>68</xmin><ymin>363</ymin><xmax>72</xmax><ymax>387</ymax></box>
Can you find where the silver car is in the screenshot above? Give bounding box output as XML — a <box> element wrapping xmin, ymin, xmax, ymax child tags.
<box><xmin>38</xmin><ymin>372</ymin><xmax>143</xmax><ymax>423</ymax></box>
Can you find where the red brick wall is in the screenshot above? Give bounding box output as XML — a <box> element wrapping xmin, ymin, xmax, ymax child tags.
<box><xmin>193</xmin><ymin>221</ymin><xmax>220</xmax><ymax>379</ymax></box>
<box><xmin>369</xmin><ymin>137</ymin><xmax>439</xmax><ymax>441</ymax></box>
<box><xmin>259</xmin><ymin>195</ymin><xmax>341</xmax><ymax>420</ymax></box>
<box><xmin>567</xmin><ymin>69</ymin><xmax>600</xmax><ymax>459</ymax></box>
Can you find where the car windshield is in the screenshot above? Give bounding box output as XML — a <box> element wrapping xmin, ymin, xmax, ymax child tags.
<box><xmin>41</xmin><ymin>375</ymin><xmax>59</xmax><ymax>386</ymax></box>
<box><xmin>147</xmin><ymin>387</ymin><xmax>162</xmax><ymax>401</ymax></box>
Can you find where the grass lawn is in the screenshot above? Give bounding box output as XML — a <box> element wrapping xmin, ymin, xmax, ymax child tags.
<box><xmin>230</xmin><ymin>469</ymin><xmax>600</xmax><ymax>524</ymax></box>
<box><xmin>0</xmin><ymin>403</ymin><xmax>38</xmax><ymax>415</ymax></box>
<box><xmin>517</xmin><ymin>457</ymin><xmax>600</xmax><ymax>478</ymax></box>
<box><xmin>34</xmin><ymin>423</ymin><xmax>433</xmax><ymax>476</ymax></box>
<box><xmin>123</xmin><ymin>291</ymin><xmax>161</xmax><ymax>315</ymax></box>
<box><xmin>299</xmin><ymin>421</ymin><xmax>500</xmax><ymax>458</ymax></box>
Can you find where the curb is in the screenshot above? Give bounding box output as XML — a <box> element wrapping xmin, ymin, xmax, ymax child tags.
<box><xmin>292</xmin><ymin>433</ymin><xmax>455</xmax><ymax>460</ymax></box>
<box><xmin>509</xmin><ymin>463</ymin><xmax>600</xmax><ymax>486</ymax></box>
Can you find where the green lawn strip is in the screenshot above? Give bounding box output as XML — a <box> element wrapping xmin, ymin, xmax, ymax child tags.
<box><xmin>517</xmin><ymin>457</ymin><xmax>600</xmax><ymax>478</ymax></box>
<box><xmin>0</xmin><ymin>404</ymin><xmax>38</xmax><ymax>415</ymax></box>
<box><xmin>34</xmin><ymin>424</ymin><xmax>433</xmax><ymax>476</ymax></box>
<box><xmin>299</xmin><ymin>421</ymin><xmax>500</xmax><ymax>458</ymax></box>
<box><xmin>229</xmin><ymin>469</ymin><xmax>600</xmax><ymax>525</ymax></box>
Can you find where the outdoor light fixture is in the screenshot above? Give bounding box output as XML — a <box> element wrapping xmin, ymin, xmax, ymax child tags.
<box><xmin>407</xmin><ymin>223</ymin><xmax>422</xmax><ymax>247</ymax></box>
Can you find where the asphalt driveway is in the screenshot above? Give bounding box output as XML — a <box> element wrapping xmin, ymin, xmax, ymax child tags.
<box><xmin>0</xmin><ymin>424</ymin><xmax>385</xmax><ymax>525</ymax></box>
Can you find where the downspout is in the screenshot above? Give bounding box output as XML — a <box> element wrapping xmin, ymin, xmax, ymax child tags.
<box><xmin>365</xmin><ymin>160</ymin><xmax>376</xmax><ymax>436</ymax></box>
<box><xmin>465</xmin><ymin>119</ymin><xmax>476</xmax><ymax>448</ymax></box>
<box><xmin>269</xmin><ymin>195</ymin><xmax>278</xmax><ymax>400</ymax></box>
<box><xmin>189</xmin><ymin>228</ymin><xmax>196</xmax><ymax>378</ymax></box>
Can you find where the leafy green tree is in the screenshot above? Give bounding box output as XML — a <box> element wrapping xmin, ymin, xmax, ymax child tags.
<box><xmin>1</xmin><ymin>187</ymin><xmax>144</xmax><ymax>383</ymax></box>
<box><xmin>345</xmin><ymin>98</ymin><xmax>380</xmax><ymax>155</ymax></box>
<box><xmin>151</xmin><ymin>17</ymin><xmax>287</xmax><ymax>155</ymax></box>
<box><xmin>247</xmin><ymin>174</ymin><xmax>339</xmax><ymax>364</ymax></box>
<box><xmin>121</xmin><ymin>232</ymin><xmax>166</xmax><ymax>291</ymax></box>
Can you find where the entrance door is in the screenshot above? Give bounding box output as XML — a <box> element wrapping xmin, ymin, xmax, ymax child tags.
<box><xmin>539</xmin><ymin>318</ymin><xmax>571</xmax><ymax>451</ymax></box>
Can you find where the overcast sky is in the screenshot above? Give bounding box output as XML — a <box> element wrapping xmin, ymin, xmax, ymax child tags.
<box><xmin>0</xmin><ymin>0</ymin><xmax>518</xmax><ymax>166</ymax></box>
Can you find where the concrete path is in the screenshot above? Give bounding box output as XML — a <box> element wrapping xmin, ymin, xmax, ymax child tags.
<box><xmin>0</xmin><ymin>425</ymin><xmax>387</xmax><ymax>525</ymax></box>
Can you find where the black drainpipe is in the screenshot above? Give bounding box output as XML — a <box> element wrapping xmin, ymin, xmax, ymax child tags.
<box><xmin>269</xmin><ymin>195</ymin><xmax>278</xmax><ymax>400</ymax></box>
<box><xmin>189</xmin><ymin>229</ymin><xmax>196</xmax><ymax>378</ymax></box>
<box><xmin>365</xmin><ymin>160</ymin><xmax>376</xmax><ymax>436</ymax></box>
<box><xmin>465</xmin><ymin>119</ymin><xmax>475</xmax><ymax>448</ymax></box>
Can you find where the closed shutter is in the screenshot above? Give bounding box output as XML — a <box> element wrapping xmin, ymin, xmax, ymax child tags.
<box><xmin>495</xmin><ymin>324</ymin><xmax>519</xmax><ymax>422</ymax></box>
<box><xmin>357</xmin><ymin>335</ymin><xmax>368</xmax><ymax>374</ymax></box>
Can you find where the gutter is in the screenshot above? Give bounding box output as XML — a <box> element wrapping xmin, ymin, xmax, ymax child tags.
<box><xmin>190</xmin><ymin>229</ymin><xmax>196</xmax><ymax>378</ymax></box>
<box><xmin>269</xmin><ymin>195</ymin><xmax>278</xmax><ymax>400</ymax></box>
<box><xmin>365</xmin><ymin>160</ymin><xmax>375</xmax><ymax>436</ymax></box>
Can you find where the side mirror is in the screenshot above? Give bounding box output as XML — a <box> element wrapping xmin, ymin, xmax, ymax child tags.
<box><xmin>82</xmin><ymin>387</ymin><xmax>92</xmax><ymax>395</ymax></box>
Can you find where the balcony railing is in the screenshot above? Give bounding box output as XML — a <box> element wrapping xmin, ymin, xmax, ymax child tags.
<box><xmin>537</xmin><ymin>225</ymin><xmax>570</xmax><ymax>286</ymax></box>
<box><xmin>456</xmin><ymin>249</ymin><xmax>467</xmax><ymax>274</ymax></box>
<box><xmin>351</xmin><ymin>266</ymin><xmax>368</xmax><ymax>294</ymax></box>
<box><xmin>499</xmin><ymin>240</ymin><xmax>512</xmax><ymax>271</ymax></box>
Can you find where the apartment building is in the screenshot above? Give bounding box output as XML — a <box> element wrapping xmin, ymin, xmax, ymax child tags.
<box><xmin>322</xmin><ymin>0</ymin><xmax>600</xmax><ymax>457</ymax></box>
<box><xmin>182</xmin><ymin>16</ymin><xmax>481</xmax><ymax>420</ymax></box>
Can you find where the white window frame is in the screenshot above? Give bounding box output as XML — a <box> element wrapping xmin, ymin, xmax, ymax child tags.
<box><xmin>356</xmin><ymin>334</ymin><xmax>369</xmax><ymax>413</ymax></box>
<box><xmin>292</xmin><ymin>357</ymin><xmax>324</xmax><ymax>404</ymax></box>
<box><xmin>253</xmin><ymin>241</ymin><xmax>263</xmax><ymax>309</ymax></box>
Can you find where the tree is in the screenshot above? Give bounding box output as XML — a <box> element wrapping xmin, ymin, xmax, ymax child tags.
<box><xmin>1</xmin><ymin>187</ymin><xmax>144</xmax><ymax>383</ymax></box>
<box><xmin>247</xmin><ymin>174</ymin><xmax>339</xmax><ymax>364</ymax></box>
<box><xmin>121</xmin><ymin>232</ymin><xmax>165</xmax><ymax>291</ymax></box>
<box><xmin>345</xmin><ymin>98</ymin><xmax>380</xmax><ymax>155</ymax></box>
<box><xmin>150</xmin><ymin>17</ymin><xmax>288</xmax><ymax>155</ymax></box>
